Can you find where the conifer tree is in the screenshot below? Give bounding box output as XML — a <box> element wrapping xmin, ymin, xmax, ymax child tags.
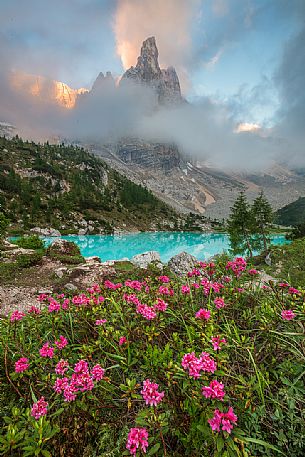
<box><xmin>227</xmin><ymin>192</ymin><xmax>255</xmax><ymax>257</ymax></box>
<box><xmin>251</xmin><ymin>191</ymin><xmax>273</xmax><ymax>251</ymax></box>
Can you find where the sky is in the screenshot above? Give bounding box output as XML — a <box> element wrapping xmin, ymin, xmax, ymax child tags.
<box><xmin>0</xmin><ymin>0</ymin><xmax>304</xmax><ymax>169</ymax></box>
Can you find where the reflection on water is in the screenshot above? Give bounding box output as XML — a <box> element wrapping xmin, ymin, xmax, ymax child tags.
<box><xmin>42</xmin><ymin>232</ymin><xmax>289</xmax><ymax>263</ymax></box>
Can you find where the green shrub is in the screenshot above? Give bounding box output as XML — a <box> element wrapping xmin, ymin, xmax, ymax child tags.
<box><xmin>16</xmin><ymin>251</ymin><xmax>43</xmax><ymax>268</ymax></box>
<box><xmin>15</xmin><ymin>235</ymin><xmax>45</xmax><ymax>250</ymax></box>
<box><xmin>48</xmin><ymin>252</ymin><xmax>84</xmax><ymax>264</ymax></box>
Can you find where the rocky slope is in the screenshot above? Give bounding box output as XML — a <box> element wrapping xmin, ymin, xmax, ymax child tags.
<box><xmin>0</xmin><ymin>136</ymin><xmax>190</xmax><ymax>234</ymax></box>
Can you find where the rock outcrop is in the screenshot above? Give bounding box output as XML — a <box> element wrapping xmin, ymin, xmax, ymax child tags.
<box><xmin>168</xmin><ymin>251</ymin><xmax>198</xmax><ymax>276</ymax></box>
<box><xmin>131</xmin><ymin>251</ymin><xmax>162</xmax><ymax>269</ymax></box>
<box><xmin>121</xmin><ymin>37</ymin><xmax>183</xmax><ymax>106</ymax></box>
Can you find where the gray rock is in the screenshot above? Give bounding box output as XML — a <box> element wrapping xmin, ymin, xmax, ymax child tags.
<box><xmin>64</xmin><ymin>283</ymin><xmax>78</xmax><ymax>291</ymax></box>
<box><xmin>54</xmin><ymin>267</ymin><xmax>68</xmax><ymax>278</ymax></box>
<box><xmin>47</xmin><ymin>239</ymin><xmax>79</xmax><ymax>256</ymax></box>
<box><xmin>38</xmin><ymin>289</ymin><xmax>52</xmax><ymax>295</ymax></box>
<box><xmin>168</xmin><ymin>251</ymin><xmax>198</xmax><ymax>276</ymax></box>
<box><xmin>131</xmin><ymin>251</ymin><xmax>161</xmax><ymax>269</ymax></box>
<box><xmin>78</xmin><ymin>228</ymin><xmax>87</xmax><ymax>235</ymax></box>
<box><xmin>30</xmin><ymin>227</ymin><xmax>61</xmax><ymax>237</ymax></box>
<box><xmin>85</xmin><ymin>256</ymin><xmax>101</xmax><ymax>263</ymax></box>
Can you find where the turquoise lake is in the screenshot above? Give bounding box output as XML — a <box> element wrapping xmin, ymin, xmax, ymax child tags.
<box><xmin>42</xmin><ymin>232</ymin><xmax>289</xmax><ymax>263</ymax></box>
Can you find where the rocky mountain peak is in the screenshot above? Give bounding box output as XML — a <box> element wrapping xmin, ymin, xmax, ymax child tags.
<box><xmin>91</xmin><ymin>71</ymin><xmax>115</xmax><ymax>92</ymax></box>
<box><xmin>121</xmin><ymin>36</ymin><xmax>182</xmax><ymax>105</ymax></box>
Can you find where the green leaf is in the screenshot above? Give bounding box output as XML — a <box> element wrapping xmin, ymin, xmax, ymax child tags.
<box><xmin>41</xmin><ymin>451</ymin><xmax>52</xmax><ymax>457</ymax></box>
<box><xmin>240</xmin><ymin>437</ymin><xmax>284</xmax><ymax>454</ymax></box>
<box><xmin>147</xmin><ymin>443</ymin><xmax>161</xmax><ymax>455</ymax></box>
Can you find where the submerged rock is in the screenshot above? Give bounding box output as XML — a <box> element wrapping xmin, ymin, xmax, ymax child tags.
<box><xmin>168</xmin><ymin>251</ymin><xmax>198</xmax><ymax>276</ymax></box>
<box><xmin>131</xmin><ymin>251</ymin><xmax>162</xmax><ymax>269</ymax></box>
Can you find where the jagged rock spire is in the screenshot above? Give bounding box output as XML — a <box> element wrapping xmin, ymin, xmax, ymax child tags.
<box><xmin>121</xmin><ymin>36</ymin><xmax>182</xmax><ymax>105</ymax></box>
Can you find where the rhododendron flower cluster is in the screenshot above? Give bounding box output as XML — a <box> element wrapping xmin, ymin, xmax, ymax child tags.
<box><xmin>31</xmin><ymin>397</ymin><xmax>48</xmax><ymax>420</ymax></box>
<box><xmin>158</xmin><ymin>285</ymin><xmax>174</xmax><ymax>296</ymax></box>
<box><xmin>208</xmin><ymin>407</ymin><xmax>238</xmax><ymax>434</ymax></box>
<box><xmin>211</xmin><ymin>336</ymin><xmax>227</xmax><ymax>351</ymax></box>
<box><xmin>158</xmin><ymin>275</ymin><xmax>170</xmax><ymax>283</ymax></box>
<box><xmin>226</xmin><ymin>257</ymin><xmax>247</xmax><ymax>276</ymax></box>
<box><xmin>53</xmin><ymin>359</ymin><xmax>104</xmax><ymax>402</ymax></box>
<box><xmin>141</xmin><ymin>379</ymin><xmax>164</xmax><ymax>406</ymax></box>
<box><xmin>214</xmin><ymin>297</ymin><xmax>226</xmax><ymax>309</ymax></box>
<box><xmin>96</xmin><ymin>319</ymin><xmax>107</xmax><ymax>326</ymax></box>
<box><xmin>248</xmin><ymin>268</ymin><xmax>259</xmax><ymax>275</ymax></box>
<box><xmin>126</xmin><ymin>427</ymin><xmax>149</xmax><ymax>456</ymax></box>
<box><xmin>125</xmin><ymin>280</ymin><xmax>144</xmax><ymax>291</ymax></box>
<box><xmin>119</xmin><ymin>336</ymin><xmax>127</xmax><ymax>346</ymax></box>
<box><xmin>10</xmin><ymin>310</ymin><xmax>25</xmax><ymax>322</ymax></box>
<box><xmin>104</xmin><ymin>280</ymin><xmax>122</xmax><ymax>290</ymax></box>
<box><xmin>181</xmin><ymin>285</ymin><xmax>191</xmax><ymax>294</ymax></box>
<box><xmin>153</xmin><ymin>298</ymin><xmax>168</xmax><ymax>312</ymax></box>
<box><xmin>15</xmin><ymin>357</ymin><xmax>29</xmax><ymax>373</ymax></box>
<box><xmin>195</xmin><ymin>308</ymin><xmax>211</xmax><ymax>320</ymax></box>
<box><xmin>55</xmin><ymin>335</ymin><xmax>68</xmax><ymax>349</ymax></box>
<box><xmin>202</xmin><ymin>380</ymin><xmax>225</xmax><ymax>400</ymax></box>
<box><xmin>39</xmin><ymin>342</ymin><xmax>55</xmax><ymax>358</ymax></box>
<box><xmin>55</xmin><ymin>359</ymin><xmax>69</xmax><ymax>375</ymax></box>
<box><xmin>28</xmin><ymin>306</ymin><xmax>41</xmax><ymax>314</ymax></box>
<box><xmin>136</xmin><ymin>303</ymin><xmax>156</xmax><ymax>320</ymax></box>
<box><xmin>281</xmin><ymin>310</ymin><xmax>296</xmax><ymax>320</ymax></box>
<box><xmin>182</xmin><ymin>352</ymin><xmax>217</xmax><ymax>378</ymax></box>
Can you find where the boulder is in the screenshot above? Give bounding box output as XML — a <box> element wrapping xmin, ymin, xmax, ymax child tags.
<box><xmin>31</xmin><ymin>227</ymin><xmax>61</xmax><ymax>237</ymax></box>
<box><xmin>168</xmin><ymin>251</ymin><xmax>198</xmax><ymax>276</ymax></box>
<box><xmin>78</xmin><ymin>228</ymin><xmax>87</xmax><ymax>235</ymax></box>
<box><xmin>47</xmin><ymin>239</ymin><xmax>80</xmax><ymax>256</ymax></box>
<box><xmin>131</xmin><ymin>251</ymin><xmax>162</xmax><ymax>269</ymax></box>
<box><xmin>64</xmin><ymin>283</ymin><xmax>78</xmax><ymax>292</ymax></box>
<box><xmin>54</xmin><ymin>267</ymin><xmax>68</xmax><ymax>278</ymax></box>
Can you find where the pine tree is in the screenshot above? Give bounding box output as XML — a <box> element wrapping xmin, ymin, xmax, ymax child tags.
<box><xmin>227</xmin><ymin>192</ymin><xmax>255</xmax><ymax>257</ymax></box>
<box><xmin>251</xmin><ymin>192</ymin><xmax>273</xmax><ymax>251</ymax></box>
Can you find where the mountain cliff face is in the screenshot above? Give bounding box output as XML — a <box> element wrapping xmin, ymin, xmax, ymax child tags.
<box><xmin>121</xmin><ymin>37</ymin><xmax>183</xmax><ymax>105</ymax></box>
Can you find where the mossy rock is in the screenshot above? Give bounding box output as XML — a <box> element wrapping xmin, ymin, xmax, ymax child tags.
<box><xmin>46</xmin><ymin>240</ymin><xmax>84</xmax><ymax>264</ymax></box>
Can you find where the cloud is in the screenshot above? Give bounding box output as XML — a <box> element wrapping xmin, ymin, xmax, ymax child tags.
<box><xmin>114</xmin><ymin>0</ymin><xmax>200</xmax><ymax>90</ymax></box>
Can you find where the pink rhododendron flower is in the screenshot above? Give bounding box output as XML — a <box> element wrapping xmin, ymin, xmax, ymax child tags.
<box><xmin>55</xmin><ymin>359</ymin><xmax>69</xmax><ymax>375</ymax></box>
<box><xmin>153</xmin><ymin>298</ymin><xmax>168</xmax><ymax>312</ymax></box>
<box><xmin>39</xmin><ymin>342</ymin><xmax>55</xmax><ymax>358</ymax></box>
<box><xmin>248</xmin><ymin>269</ymin><xmax>259</xmax><ymax>275</ymax></box>
<box><xmin>96</xmin><ymin>319</ymin><xmax>107</xmax><ymax>326</ymax></box>
<box><xmin>10</xmin><ymin>310</ymin><xmax>25</xmax><ymax>322</ymax></box>
<box><xmin>104</xmin><ymin>280</ymin><xmax>122</xmax><ymax>290</ymax></box>
<box><xmin>182</xmin><ymin>352</ymin><xmax>217</xmax><ymax>378</ymax></box>
<box><xmin>195</xmin><ymin>308</ymin><xmax>211</xmax><ymax>320</ymax></box>
<box><xmin>208</xmin><ymin>407</ymin><xmax>237</xmax><ymax>434</ymax></box>
<box><xmin>125</xmin><ymin>280</ymin><xmax>143</xmax><ymax>291</ymax></box>
<box><xmin>158</xmin><ymin>286</ymin><xmax>174</xmax><ymax>296</ymax></box>
<box><xmin>226</xmin><ymin>257</ymin><xmax>247</xmax><ymax>276</ymax></box>
<box><xmin>48</xmin><ymin>300</ymin><xmax>61</xmax><ymax>313</ymax></box>
<box><xmin>55</xmin><ymin>335</ymin><xmax>68</xmax><ymax>349</ymax></box>
<box><xmin>119</xmin><ymin>336</ymin><xmax>127</xmax><ymax>346</ymax></box>
<box><xmin>278</xmin><ymin>282</ymin><xmax>289</xmax><ymax>288</ymax></box>
<box><xmin>281</xmin><ymin>310</ymin><xmax>296</xmax><ymax>320</ymax></box>
<box><xmin>211</xmin><ymin>336</ymin><xmax>227</xmax><ymax>351</ymax></box>
<box><xmin>28</xmin><ymin>306</ymin><xmax>41</xmax><ymax>314</ymax></box>
<box><xmin>141</xmin><ymin>379</ymin><xmax>164</xmax><ymax>406</ymax></box>
<box><xmin>136</xmin><ymin>303</ymin><xmax>156</xmax><ymax>320</ymax></box>
<box><xmin>202</xmin><ymin>380</ymin><xmax>225</xmax><ymax>400</ymax></box>
<box><xmin>37</xmin><ymin>293</ymin><xmax>48</xmax><ymax>302</ymax></box>
<box><xmin>61</xmin><ymin>298</ymin><xmax>70</xmax><ymax>310</ymax></box>
<box><xmin>15</xmin><ymin>357</ymin><xmax>29</xmax><ymax>373</ymax></box>
<box><xmin>91</xmin><ymin>364</ymin><xmax>105</xmax><ymax>381</ymax></box>
<box><xmin>158</xmin><ymin>275</ymin><xmax>170</xmax><ymax>283</ymax></box>
<box><xmin>214</xmin><ymin>297</ymin><xmax>226</xmax><ymax>309</ymax></box>
<box><xmin>181</xmin><ymin>285</ymin><xmax>191</xmax><ymax>294</ymax></box>
<box><xmin>126</xmin><ymin>427</ymin><xmax>149</xmax><ymax>456</ymax></box>
<box><xmin>288</xmin><ymin>287</ymin><xmax>300</xmax><ymax>295</ymax></box>
<box><xmin>74</xmin><ymin>359</ymin><xmax>89</xmax><ymax>374</ymax></box>
<box><xmin>31</xmin><ymin>397</ymin><xmax>48</xmax><ymax>420</ymax></box>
